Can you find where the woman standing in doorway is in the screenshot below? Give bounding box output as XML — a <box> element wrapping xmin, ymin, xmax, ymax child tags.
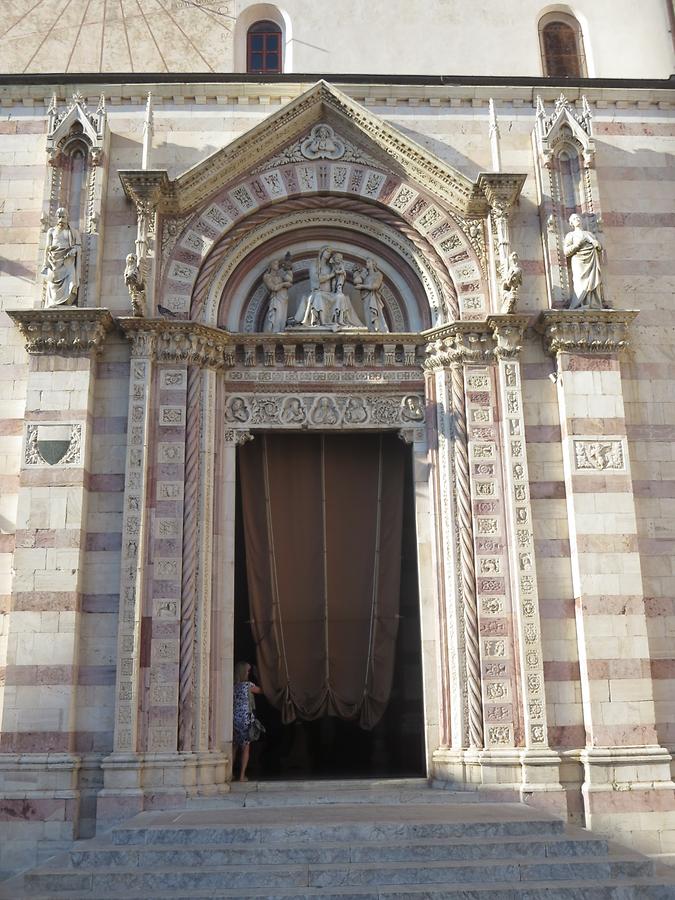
<box><xmin>233</xmin><ymin>661</ymin><xmax>263</xmax><ymax>782</ymax></box>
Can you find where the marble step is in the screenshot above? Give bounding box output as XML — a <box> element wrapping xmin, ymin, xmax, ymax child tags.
<box><xmin>110</xmin><ymin>803</ymin><xmax>566</xmax><ymax>846</ymax></box>
<box><xmin>23</xmin><ymin>855</ymin><xmax>656</xmax><ymax>894</ymax></box>
<box><xmin>68</xmin><ymin>834</ymin><xmax>611</xmax><ymax>868</ymax></box>
<box><xmin>16</xmin><ymin>880</ymin><xmax>675</xmax><ymax>900</ymax></box>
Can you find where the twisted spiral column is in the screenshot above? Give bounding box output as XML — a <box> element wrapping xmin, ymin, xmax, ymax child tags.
<box><xmin>178</xmin><ymin>364</ymin><xmax>202</xmax><ymax>751</ymax></box>
<box><xmin>449</xmin><ymin>359</ymin><xmax>484</xmax><ymax>749</ymax></box>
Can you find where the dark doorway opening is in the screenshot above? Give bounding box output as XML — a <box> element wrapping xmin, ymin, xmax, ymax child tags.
<box><xmin>233</xmin><ymin>432</ymin><xmax>425</xmax><ymax>779</ymax></box>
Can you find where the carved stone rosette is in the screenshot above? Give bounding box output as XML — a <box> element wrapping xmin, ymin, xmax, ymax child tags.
<box><xmin>538</xmin><ymin>310</ymin><xmax>638</xmax><ymax>356</ymax></box>
<box><xmin>9</xmin><ymin>308</ymin><xmax>113</xmax><ymax>355</ymax></box>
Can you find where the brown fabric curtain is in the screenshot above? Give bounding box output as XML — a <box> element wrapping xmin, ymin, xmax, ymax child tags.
<box><xmin>239</xmin><ymin>432</ymin><xmax>405</xmax><ymax>729</ymax></box>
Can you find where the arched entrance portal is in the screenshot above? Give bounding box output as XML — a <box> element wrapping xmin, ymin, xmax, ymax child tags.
<box><xmin>213</xmin><ymin>220</ymin><xmax>436</xmax><ymax>780</ymax></box>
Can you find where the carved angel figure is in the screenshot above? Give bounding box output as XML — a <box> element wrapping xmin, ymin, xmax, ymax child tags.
<box><xmin>353</xmin><ymin>258</ymin><xmax>388</xmax><ymax>333</ymax></box>
<box><xmin>501</xmin><ymin>251</ymin><xmax>522</xmax><ymax>314</ymax></box>
<box><xmin>564</xmin><ymin>214</ymin><xmax>605</xmax><ymax>310</ymax></box>
<box><xmin>263</xmin><ymin>256</ymin><xmax>293</xmax><ymax>332</ymax></box>
<box><xmin>42</xmin><ymin>208</ymin><xmax>80</xmax><ymax>308</ymax></box>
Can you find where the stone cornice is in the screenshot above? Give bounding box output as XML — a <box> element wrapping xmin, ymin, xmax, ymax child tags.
<box><xmin>537</xmin><ymin>309</ymin><xmax>639</xmax><ymax>356</ymax></box>
<box><xmin>0</xmin><ymin>81</ymin><xmax>672</xmax><ymax>111</ymax></box>
<box><xmin>119</xmin><ymin>319</ymin><xmax>426</xmax><ymax>369</ymax></box>
<box><xmin>8</xmin><ymin>308</ymin><xmax>114</xmax><ymax>355</ymax></box>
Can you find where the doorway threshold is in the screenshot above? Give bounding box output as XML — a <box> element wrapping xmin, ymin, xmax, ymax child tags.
<box><xmin>185</xmin><ymin>778</ymin><xmax>489</xmax><ymax>810</ymax></box>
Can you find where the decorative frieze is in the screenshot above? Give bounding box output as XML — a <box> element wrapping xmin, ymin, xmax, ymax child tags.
<box><xmin>9</xmin><ymin>308</ymin><xmax>113</xmax><ymax>355</ymax></box>
<box><xmin>538</xmin><ymin>310</ymin><xmax>638</xmax><ymax>355</ymax></box>
<box><xmin>223</xmin><ymin>392</ymin><xmax>425</xmax><ymax>431</ymax></box>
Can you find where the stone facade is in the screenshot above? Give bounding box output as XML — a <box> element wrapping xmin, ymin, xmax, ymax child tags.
<box><xmin>0</xmin><ymin>68</ymin><xmax>674</xmax><ymax>879</ymax></box>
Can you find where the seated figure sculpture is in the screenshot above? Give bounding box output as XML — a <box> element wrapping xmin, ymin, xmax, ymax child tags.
<box><xmin>295</xmin><ymin>246</ymin><xmax>364</xmax><ymax>330</ymax></box>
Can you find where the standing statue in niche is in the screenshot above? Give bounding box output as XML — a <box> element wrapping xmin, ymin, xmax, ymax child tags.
<box><xmin>42</xmin><ymin>207</ymin><xmax>80</xmax><ymax>308</ymax></box>
<box><xmin>353</xmin><ymin>258</ymin><xmax>389</xmax><ymax>333</ymax></box>
<box><xmin>500</xmin><ymin>251</ymin><xmax>523</xmax><ymax>314</ymax></box>
<box><xmin>564</xmin><ymin>213</ymin><xmax>605</xmax><ymax>310</ymax></box>
<box><xmin>263</xmin><ymin>255</ymin><xmax>293</xmax><ymax>332</ymax></box>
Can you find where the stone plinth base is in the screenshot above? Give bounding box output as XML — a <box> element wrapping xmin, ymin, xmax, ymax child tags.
<box><xmin>97</xmin><ymin>750</ymin><xmax>230</xmax><ymax>832</ymax></box>
<box><xmin>432</xmin><ymin>748</ymin><xmax>567</xmax><ymax>817</ymax></box>
<box><xmin>573</xmin><ymin>746</ymin><xmax>675</xmax><ymax>855</ymax></box>
<box><xmin>0</xmin><ymin>752</ymin><xmax>97</xmax><ymax>879</ymax></box>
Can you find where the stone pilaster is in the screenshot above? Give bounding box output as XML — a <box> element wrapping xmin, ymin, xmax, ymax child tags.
<box><xmin>489</xmin><ymin>315</ymin><xmax>564</xmax><ymax>812</ymax></box>
<box><xmin>1</xmin><ymin>307</ymin><xmax>112</xmax><ymax>870</ymax></box>
<box><xmin>539</xmin><ymin>309</ymin><xmax>675</xmax><ymax>852</ymax></box>
<box><xmin>99</xmin><ymin>320</ymin><xmax>233</xmax><ymax>827</ymax></box>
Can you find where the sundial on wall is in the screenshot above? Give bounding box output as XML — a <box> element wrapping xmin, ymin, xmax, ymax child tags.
<box><xmin>0</xmin><ymin>0</ymin><xmax>235</xmax><ymax>73</ymax></box>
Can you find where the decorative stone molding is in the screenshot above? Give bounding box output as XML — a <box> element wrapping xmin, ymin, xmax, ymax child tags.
<box><xmin>223</xmin><ymin>392</ymin><xmax>425</xmax><ymax>431</ymax></box>
<box><xmin>537</xmin><ymin>310</ymin><xmax>638</xmax><ymax>356</ymax></box>
<box><xmin>118</xmin><ymin>82</ymin><xmax>488</xmax><ymax>218</ymax></box>
<box><xmin>8</xmin><ymin>308</ymin><xmax>113</xmax><ymax>355</ymax></box>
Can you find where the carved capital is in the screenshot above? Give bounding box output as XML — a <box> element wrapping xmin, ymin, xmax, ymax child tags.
<box><xmin>477</xmin><ymin>172</ymin><xmax>527</xmax><ymax>215</ymax></box>
<box><xmin>487</xmin><ymin>314</ymin><xmax>530</xmax><ymax>360</ymax></box>
<box><xmin>423</xmin><ymin>322</ymin><xmax>494</xmax><ymax>370</ymax></box>
<box><xmin>119</xmin><ymin>170</ymin><xmax>172</xmax><ymax>212</ymax></box>
<box><xmin>8</xmin><ymin>308</ymin><xmax>113</xmax><ymax>356</ymax></box>
<box><xmin>119</xmin><ymin>318</ymin><xmax>233</xmax><ymax>369</ymax></box>
<box><xmin>537</xmin><ymin>309</ymin><xmax>638</xmax><ymax>356</ymax></box>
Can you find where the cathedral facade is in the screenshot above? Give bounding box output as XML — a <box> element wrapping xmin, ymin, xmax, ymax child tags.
<box><xmin>0</xmin><ymin>0</ymin><xmax>674</xmax><ymax>879</ymax></box>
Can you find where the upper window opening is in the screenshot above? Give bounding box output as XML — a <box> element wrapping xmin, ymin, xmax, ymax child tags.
<box><xmin>539</xmin><ymin>13</ymin><xmax>587</xmax><ymax>78</ymax></box>
<box><xmin>247</xmin><ymin>20</ymin><xmax>282</xmax><ymax>74</ymax></box>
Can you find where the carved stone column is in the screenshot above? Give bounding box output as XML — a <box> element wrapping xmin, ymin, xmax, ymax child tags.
<box><xmin>477</xmin><ymin>173</ymin><xmax>526</xmax><ymax>312</ymax></box>
<box><xmin>2</xmin><ymin>308</ymin><xmax>112</xmax><ymax>860</ymax></box>
<box><xmin>539</xmin><ymin>309</ymin><xmax>675</xmax><ymax>852</ymax></box>
<box><xmin>488</xmin><ymin>315</ymin><xmax>565</xmax><ymax>812</ymax></box>
<box><xmin>422</xmin><ymin>359</ymin><xmax>467</xmax><ymax>751</ymax></box>
<box><xmin>99</xmin><ymin>320</ymin><xmax>233</xmax><ymax>827</ymax></box>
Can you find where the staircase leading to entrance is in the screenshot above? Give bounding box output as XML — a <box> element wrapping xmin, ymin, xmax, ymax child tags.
<box><xmin>3</xmin><ymin>779</ymin><xmax>675</xmax><ymax>899</ymax></box>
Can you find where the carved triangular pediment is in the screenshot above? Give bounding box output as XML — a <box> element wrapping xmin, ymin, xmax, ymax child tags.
<box><xmin>121</xmin><ymin>81</ymin><xmax>489</xmax><ymax>218</ymax></box>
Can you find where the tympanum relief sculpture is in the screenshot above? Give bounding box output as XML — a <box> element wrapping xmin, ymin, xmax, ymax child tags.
<box><xmin>262</xmin><ymin>246</ymin><xmax>390</xmax><ymax>333</ymax></box>
<box><xmin>42</xmin><ymin>208</ymin><xmax>80</xmax><ymax>308</ymax></box>
<box><xmin>262</xmin><ymin>254</ymin><xmax>293</xmax><ymax>332</ymax></box>
<box><xmin>564</xmin><ymin>213</ymin><xmax>606</xmax><ymax>310</ymax></box>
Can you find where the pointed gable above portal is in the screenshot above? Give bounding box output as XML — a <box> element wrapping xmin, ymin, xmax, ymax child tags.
<box><xmin>120</xmin><ymin>81</ymin><xmax>490</xmax><ymax>219</ymax></box>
